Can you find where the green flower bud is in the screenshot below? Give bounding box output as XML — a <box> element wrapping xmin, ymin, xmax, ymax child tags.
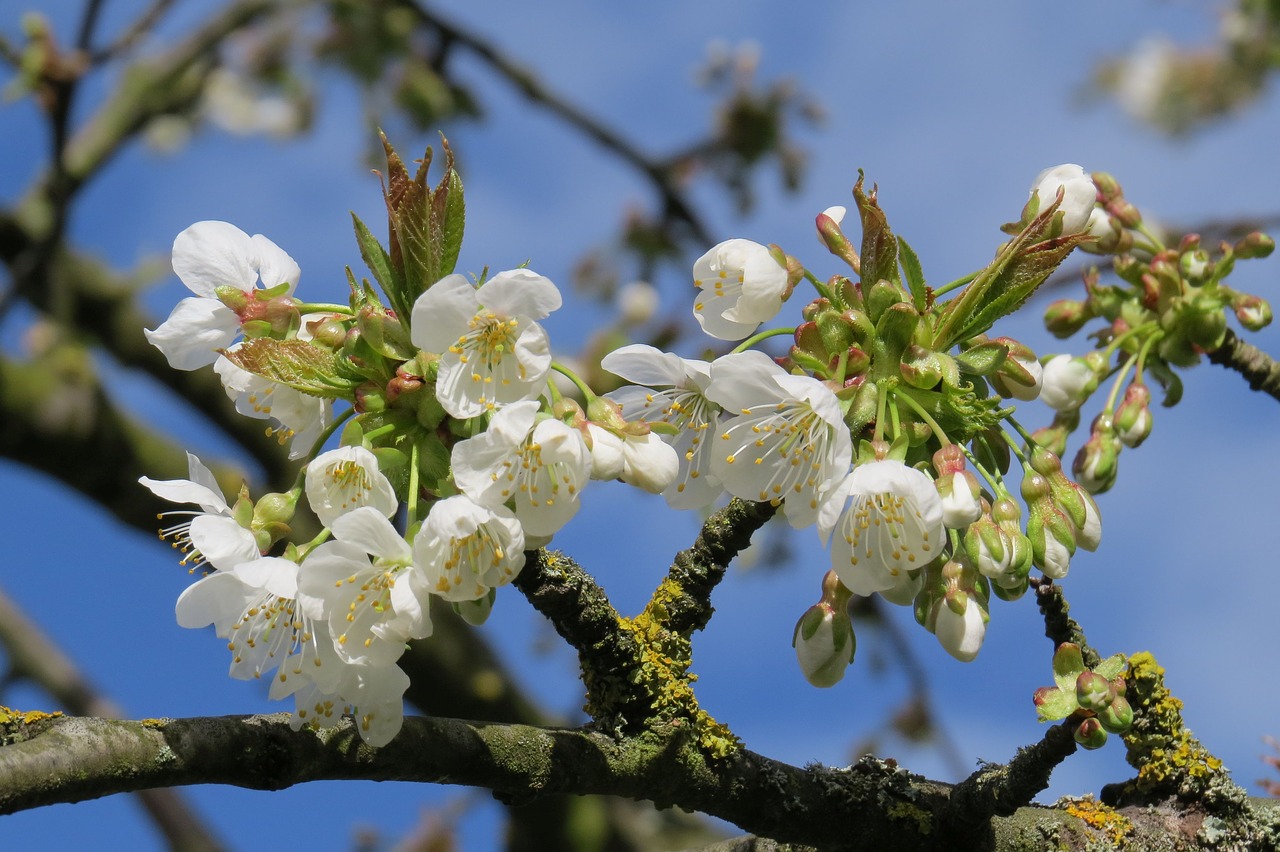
<box><xmin>1097</xmin><ymin>695</ymin><xmax>1134</xmax><ymax>734</ymax></box>
<box><xmin>1074</xmin><ymin>717</ymin><xmax>1109</xmax><ymax>749</ymax></box>
<box><xmin>900</xmin><ymin>344</ymin><xmax>943</xmax><ymax>389</ymax></box>
<box><xmin>866</xmin><ymin>279</ymin><xmax>906</xmax><ymax>324</ymax></box>
<box><xmin>1234</xmin><ymin>231</ymin><xmax>1275</xmax><ymax>260</ymax></box>
<box><xmin>1076</xmin><ymin>671</ymin><xmax>1116</xmax><ymax>713</ymax></box>
<box><xmin>1072</xmin><ymin>414</ymin><xmax>1121</xmax><ymax>494</ymax></box>
<box><xmin>1043</xmin><ymin>299</ymin><xmax>1094</xmax><ymax>339</ymax></box>
<box><xmin>1114</xmin><ymin>383</ymin><xmax>1153</xmax><ymax>448</ymax></box>
<box><xmin>1233</xmin><ymin>294</ymin><xmax>1272</xmax><ymax>332</ymax></box>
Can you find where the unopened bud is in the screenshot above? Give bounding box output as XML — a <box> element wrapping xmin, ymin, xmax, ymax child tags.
<box><xmin>1074</xmin><ymin>717</ymin><xmax>1109</xmax><ymax>749</ymax></box>
<box><xmin>1234</xmin><ymin>231</ymin><xmax>1275</xmax><ymax>259</ymax></box>
<box><xmin>900</xmin><ymin>344</ymin><xmax>943</xmax><ymax>390</ymax></box>
<box><xmin>1072</xmin><ymin>414</ymin><xmax>1122</xmax><ymax>494</ymax></box>
<box><xmin>793</xmin><ymin>571</ymin><xmax>856</xmax><ymax>688</ymax></box>
<box><xmin>932</xmin><ymin>591</ymin><xmax>987</xmax><ymax>663</ymax></box>
<box><xmin>1076</xmin><ymin>671</ymin><xmax>1116</xmax><ymax>713</ymax></box>
<box><xmin>816</xmin><ymin>206</ymin><xmax>860</xmax><ymax>271</ymax></box>
<box><xmin>1040</xmin><ymin>355</ymin><xmax>1097</xmax><ymax>411</ymax></box>
<box><xmin>1234</xmin><ymin>293</ymin><xmax>1272</xmax><ymax>332</ymax></box>
<box><xmin>1114</xmin><ymin>383</ymin><xmax>1153</xmax><ymax>448</ymax></box>
<box><xmin>1043</xmin><ymin>299</ymin><xmax>1094</xmax><ymax>339</ymax></box>
<box><xmin>1097</xmin><ymin>695</ymin><xmax>1134</xmax><ymax>734</ymax></box>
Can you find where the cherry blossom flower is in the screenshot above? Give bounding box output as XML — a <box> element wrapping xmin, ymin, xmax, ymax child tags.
<box><xmin>410</xmin><ymin>269</ymin><xmax>562</xmax><ymax>418</ymax></box>
<box><xmin>297</xmin><ymin>506</ymin><xmax>430</xmax><ymax>666</ymax></box>
<box><xmin>818</xmin><ymin>460</ymin><xmax>946</xmax><ymax>596</ymax></box>
<box><xmin>706</xmin><ymin>350</ymin><xmax>851</xmax><ymax>528</ymax></box>
<box><xmin>692</xmin><ymin>239</ymin><xmax>790</xmax><ymax>340</ymax></box>
<box><xmin>603</xmin><ymin>344</ymin><xmax>723</xmax><ymax>510</ymax></box>
<box><xmin>145</xmin><ymin>220</ymin><xmax>300</xmax><ymax>371</ymax></box>
<box><xmin>139</xmin><ymin>452</ymin><xmax>260</xmax><ymax>571</ymax></box>
<box><xmin>413</xmin><ymin>495</ymin><xmax>525</xmax><ymax>602</ymax></box>
<box><xmin>452</xmin><ymin>401</ymin><xmax>589</xmax><ymax>536</ymax></box>
<box><xmin>1039</xmin><ymin>355</ymin><xmax>1097</xmax><ymax>411</ymax></box>
<box><xmin>176</xmin><ymin>556</ymin><xmax>342</xmax><ymax>690</ymax></box>
<box><xmin>304</xmin><ymin>446</ymin><xmax>398</xmax><ymax>528</ymax></box>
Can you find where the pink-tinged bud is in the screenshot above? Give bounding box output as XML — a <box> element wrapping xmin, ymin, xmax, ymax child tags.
<box><xmin>1234</xmin><ymin>293</ymin><xmax>1272</xmax><ymax>332</ymax></box>
<box><xmin>1076</xmin><ymin>671</ymin><xmax>1116</xmax><ymax>713</ymax></box>
<box><xmin>1073</xmin><ymin>414</ymin><xmax>1122</xmax><ymax>494</ymax></box>
<box><xmin>1109</xmin><ymin>198</ymin><xmax>1142</xmax><ymax>229</ymax></box>
<box><xmin>1179</xmin><ymin>247</ymin><xmax>1212</xmax><ymax>285</ymax></box>
<box><xmin>1114</xmin><ymin>383</ymin><xmax>1153</xmax><ymax>448</ymax></box>
<box><xmin>1040</xmin><ymin>355</ymin><xmax>1097</xmax><ymax>411</ymax></box>
<box><xmin>1074</xmin><ymin>717</ymin><xmax>1109</xmax><ymax>749</ymax></box>
<box><xmin>816</xmin><ymin>206</ymin><xmax>861</xmax><ymax>272</ymax></box>
<box><xmin>1043</xmin><ymin>299</ymin><xmax>1094</xmax><ymax>339</ymax></box>
<box><xmin>989</xmin><ymin>337</ymin><xmax>1042</xmax><ymax>400</ymax></box>
<box><xmin>1097</xmin><ymin>695</ymin><xmax>1134</xmax><ymax>734</ymax></box>
<box><xmin>1091</xmin><ymin>171</ymin><xmax>1122</xmax><ymax>202</ymax></box>
<box><xmin>1234</xmin><ymin>231</ymin><xmax>1275</xmax><ymax>260</ymax></box>
<box><xmin>1030</xmin><ymin>420</ymin><xmax>1072</xmax><ymax>459</ymax></box>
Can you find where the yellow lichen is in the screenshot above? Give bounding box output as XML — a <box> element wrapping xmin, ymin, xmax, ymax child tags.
<box><xmin>0</xmin><ymin>705</ymin><xmax>63</xmax><ymax>726</ymax></box>
<box><xmin>1061</xmin><ymin>795</ymin><xmax>1132</xmax><ymax>846</ymax></box>
<box><xmin>1119</xmin><ymin>652</ymin><xmax>1227</xmax><ymax>799</ymax></box>
<box><xmin>887</xmin><ymin>801</ymin><xmax>934</xmax><ymax>836</ymax></box>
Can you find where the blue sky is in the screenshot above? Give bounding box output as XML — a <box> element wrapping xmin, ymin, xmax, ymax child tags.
<box><xmin>3</xmin><ymin>1</ymin><xmax>1279</xmax><ymax>849</ymax></box>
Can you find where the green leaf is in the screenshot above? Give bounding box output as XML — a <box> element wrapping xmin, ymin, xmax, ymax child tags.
<box><xmin>853</xmin><ymin>172</ymin><xmax>899</xmax><ymax>287</ymax></box>
<box><xmin>352</xmin><ymin>213</ymin><xmax>405</xmax><ymax>316</ymax></box>
<box><xmin>933</xmin><ymin>196</ymin><xmax>1089</xmax><ymax>350</ymax></box>
<box><xmin>1093</xmin><ymin>653</ymin><xmax>1128</xmax><ymax>681</ymax></box>
<box><xmin>898</xmin><ymin>235</ymin><xmax>927</xmax><ymax>312</ymax></box>
<box><xmin>220</xmin><ymin>339</ymin><xmax>359</xmax><ymax>398</ymax></box>
<box><xmin>1052</xmin><ymin>642</ymin><xmax>1086</xmax><ymax>693</ymax></box>
<box><xmin>1034</xmin><ymin>686</ymin><xmax>1077</xmax><ymax>723</ymax></box>
<box><xmin>438</xmin><ymin>161</ymin><xmax>465</xmax><ymax>277</ymax></box>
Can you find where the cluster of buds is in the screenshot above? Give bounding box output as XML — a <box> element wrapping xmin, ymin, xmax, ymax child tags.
<box><xmin>1034</xmin><ymin>643</ymin><xmax>1133</xmax><ymax>749</ymax></box>
<box><xmin>1037</xmin><ymin>171</ymin><xmax>1273</xmax><ymax>494</ymax></box>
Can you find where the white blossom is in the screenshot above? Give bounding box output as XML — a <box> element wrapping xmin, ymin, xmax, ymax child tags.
<box><xmin>304</xmin><ymin>446</ymin><xmax>398</xmax><ymax>528</ymax></box>
<box><xmin>452</xmin><ymin>401</ymin><xmax>590</xmax><ymax>536</ymax></box>
<box><xmin>410</xmin><ymin>269</ymin><xmax>561</xmax><ymax>418</ymax></box>
<box><xmin>934</xmin><ymin>595</ymin><xmax>987</xmax><ymax>663</ymax></box>
<box><xmin>145</xmin><ymin>221</ymin><xmax>300</xmax><ymax>370</ymax></box>
<box><xmin>706</xmin><ymin>350</ymin><xmax>851</xmax><ymax>528</ymax></box>
<box><xmin>818</xmin><ymin>460</ymin><xmax>945</xmax><ymax>596</ymax></box>
<box><xmin>139</xmin><ymin>452</ymin><xmax>259</xmax><ymax>571</ymax></box>
<box><xmin>603</xmin><ymin>344</ymin><xmax>724</xmax><ymax>509</ymax></box>
<box><xmin>692</xmin><ymin>239</ymin><xmax>789</xmax><ymax>341</ymax></box>
<box><xmin>1039</xmin><ymin>355</ymin><xmax>1096</xmax><ymax>411</ymax></box>
<box><xmin>413</xmin><ymin>495</ymin><xmax>525</xmax><ymax>602</ymax></box>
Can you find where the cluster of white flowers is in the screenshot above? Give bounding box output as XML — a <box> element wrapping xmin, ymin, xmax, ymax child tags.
<box><xmin>146</xmin><ymin>160</ymin><xmax>1107</xmax><ymax>737</ymax></box>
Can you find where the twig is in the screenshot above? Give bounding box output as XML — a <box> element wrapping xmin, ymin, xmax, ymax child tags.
<box><xmin>1207</xmin><ymin>327</ymin><xmax>1280</xmax><ymax>403</ymax></box>
<box><xmin>1030</xmin><ymin>577</ymin><xmax>1100</xmax><ymax>669</ymax></box>
<box><xmin>89</xmin><ymin>0</ymin><xmax>177</xmax><ymax>64</ymax></box>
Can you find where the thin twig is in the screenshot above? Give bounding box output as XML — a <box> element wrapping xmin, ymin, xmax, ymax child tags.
<box><xmin>1207</xmin><ymin>327</ymin><xmax>1280</xmax><ymax>403</ymax></box>
<box><xmin>89</xmin><ymin>0</ymin><xmax>177</xmax><ymax>64</ymax></box>
<box><xmin>1030</xmin><ymin>577</ymin><xmax>1100</xmax><ymax>669</ymax></box>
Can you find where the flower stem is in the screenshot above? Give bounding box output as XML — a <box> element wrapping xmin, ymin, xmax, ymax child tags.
<box><xmin>551</xmin><ymin>361</ymin><xmax>593</xmax><ymax>401</ymax></box>
<box><xmin>892</xmin><ymin>388</ymin><xmax>951</xmax><ymax>446</ymax></box>
<box><xmin>731</xmin><ymin>326</ymin><xmax>795</xmax><ymax>354</ymax></box>
<box><xmin>932</xmin><ymin>269</ymin><xmax>979</xmax><ymax>298</ymax></box>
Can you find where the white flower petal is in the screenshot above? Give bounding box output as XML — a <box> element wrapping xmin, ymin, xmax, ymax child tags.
<box><xmin>172</xmin><ymin>220</ymin><xmax>257</xmax><ymax>297</ymax></box>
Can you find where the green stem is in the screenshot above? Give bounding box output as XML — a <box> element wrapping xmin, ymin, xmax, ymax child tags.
<box><xmin>874</xmin><ymin>383</ymin><xmax>888</xmax><ymax>443</ymax></box>
<box><xmin>294</xmin><ymin>302</ymin><xmax>354</xmax><ymax>315</ymax></box>
<box><xmin>406</xmin><ymin>440</ymin><xmax>422</xmax><ymax>530</ymax></box>
<box><xmin>551</xmin><ymin>360</ymin><xmax>593</xmax><ymax>401</ymax></box>
<box><xmin>1134</xmin><ymin>222</ymin><xmax>1166</xmax><ymax>253</ymax></box>
<box><xmin>731</xmin><ymin>326</ymin><xmax>795</xmax><ymax>354</ymax></box>
<box><xmin>891</xmin><ymin>388</ymin><xmax>951</xmax><ymax>446</ymax></box>
<box><xmin>1000</xmin><ymin>418</ymin><xmax>1031</xmax><ymax>465</ymax></box>
<box><xmin>803</xmin><ymin>269</ymin><xmax>832</xmax><ymax>301</ymax></box>
<box><xmin>932</xmin><ymin>269</ymin><xmax>979</xmax><ymax>298</ymax></box>
<box><xmin>1102</xmin><ymin>352</ymin><xmax>1138</xmax><ymax>413</ymax></box>
<box><xmin>302</xmin><ymin>405</ymin><xmax>355</xmax><ymax>463</ymax></box>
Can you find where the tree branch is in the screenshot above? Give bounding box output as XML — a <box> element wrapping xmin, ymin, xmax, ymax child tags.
<box><xmin>1031</xmin><ymin>577</ymin><xmax>1100</xmax><ymax>669</ymax></box>
<box><xmin>1207</xmin><ymin>327</ymin><xmax>1280</xmax><ymax>403</ymax></box>
<box><xmin>0</xmin><ymin>585</ymin><xmax>224</xmax><ymax>851</ymax></box>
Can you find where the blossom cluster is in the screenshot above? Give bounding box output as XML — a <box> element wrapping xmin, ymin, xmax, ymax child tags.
<box><xmin>143</xmin><ymin>142</ymin><xmax>1262</xmax><ymax>743</ymax></box>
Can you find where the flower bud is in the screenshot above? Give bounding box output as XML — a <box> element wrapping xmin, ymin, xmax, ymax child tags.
<box><xmin>1234</xmin><ymin>231</ymin><xmax>1275</xmax><ymax>260</ymax></box>
<box><xmin>1233</xmin><ymin>293</ymin><xmax>1272</xmax><ymax>332</ymax></box>
<box><xmin>617</xmin><ymin>280</ymin><xmax>659</xmax><ymax>325</ymax></box>
<box><xmin>1114</xmin><ymin>382</ymin><xmax>1153</xmax><ymax>448</ymax></box>
<box><xmin>1043</xmin><ymin>299</ymin><xmax>1094</xmax><ymax>339</ymax></box>
<box><xmin>793</xmin><ymin>572</ymin><xmax>856</xmax><ymax>687</ymax></box>
<box><xmin>1097</xmin><ymin>695</ymin><xmax>1134</xmax><ymax>734</ymax></box>
<box><xmin>1074</xmin><ymin>717</ymin><xmax>1109</xmax><ymax>749</ymax></box>
<box><xmin>900</xmin><ymin>344</ymin><xmax>943</xmax><ymax>390</ymax></box>
<box><xmin>933</xmin><ymin>590</ymin><xmax>988</xmax><ymax>663</ymax></box>
<box><xmin>1076</xmin><ymin>671</ymin><xmax>1116</xmax><ymax>713</ymax></box>
<box><xmin>866</xmin><ymin>279</ymin><xmax>906</xmax><ymax>325</ymax></box>
<box><xmin>988</xmin><ymin>337</ymin><xmax>1042</xmax><ymax>400</ymax></box>
<box><xmin>1072</xmin><ymin>414</ymin><xmax>1122</xmax><ymax>494</ymax></box>
<box><xmin>1081</xmin><ymin>208</ymin><xmax>1132</xmax><ymax>254</ymax></box>
<box><xmin>1039</xmin><ymin>355</ymin><xmax>1097</xmax><ymax>411</ymax></box>
<box><xmin>816</xmin><ymin>206</ymin><xmax>860</xmax><ymax>271</ymax></box>
<box><xmin>933</xmin><ymin>446</ymin><xmax>982</xmax><ymax>529</ymax></box>
<box><xmin>1028</xmin><ymin>164</ymin><xmax>1096</xmax><ymax>235</ymax></box>
<box><xmin>1179</xmin><ymin>247</ymin><xmax>1212</xmax><ymax>286</ymax></box>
